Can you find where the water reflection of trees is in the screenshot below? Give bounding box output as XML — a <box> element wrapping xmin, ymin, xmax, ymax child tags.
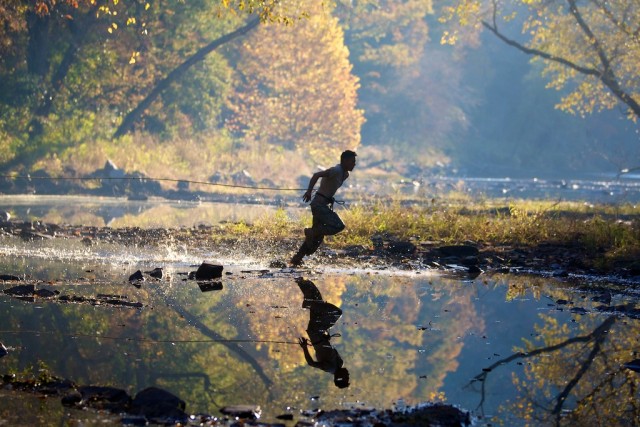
<box><xmin>1</xmin><ymin>270</ymin><xmax>485</xmax><ymax>416</ymax></box>
<box><xmin>326</xmin><ymin>275</ymin><xmax>481</xmax><ymax>406</ymax></box>
<box><xmin>167</xmin><ymin>273</ymin><xmax>483</xmax><ymax>411</ymax></box>
<box><xmin>467</xmin><ymin>275</ymin><xmax>640</xmax><ymax>426</ymax></box>
<box><xmin>513</xmin><ymin>314</ymin><xmax>639</xmax><ymax>426</ymax></box>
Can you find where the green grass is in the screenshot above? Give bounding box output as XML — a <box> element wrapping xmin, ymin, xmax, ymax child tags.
<box><xmin>212</xmin><ymin>197</ymin><xmax>640</xmax><ymax>268</ymax></box>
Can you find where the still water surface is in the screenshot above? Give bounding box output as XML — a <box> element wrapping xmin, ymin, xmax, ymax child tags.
<box><xmin>0</xmin><ymin>194</ymin><xmax>301</xmax><ymax>228</ymax></box>
<box><xmin>0</xmin><ymin>196</ymin><xmax>639</xmax><ymax>426</ymax></box>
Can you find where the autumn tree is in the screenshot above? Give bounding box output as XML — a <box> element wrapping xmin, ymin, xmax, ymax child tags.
<box><xmin>0</xmin><ymin>0</ymin><xmax>167</xmax><ymax>167</ymax></box>
<box><xmin>0</xmin><ymin>0</ymin><xmax>294</xmax><ymax>171</ymax></box>
<box><xmin>113</xmin><ymin>0</ymin><xmax>313</xmax><ymax>138</ymax></box>
<box><xmin>335</xmin><ymin>0</ymin><xmax>432</xmax><ymax>68</ymax></box>
<box><xmin>227</xmin><ymin>0</ymin><xmax>365</xmax><ymax>164</ymax></box>
<box><xmin>440</xmin><ymin>0</ymin><xmax>640</xmax><ymax>122</ymax></box>
<box><xmin>333</xmin><ymin>0</ymin><xmax>436</xmax><ymax>154</ymax></box>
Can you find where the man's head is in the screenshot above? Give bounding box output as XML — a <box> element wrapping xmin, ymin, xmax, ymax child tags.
<box><xmin>340</xmin><ymin>150</ymin><xmax>357</xmax><ymax>171</ymax></box>
<box><xmin>334</xmin><ymin>367</ymin><xmax>350</xmax><ymax>388</ymax></box>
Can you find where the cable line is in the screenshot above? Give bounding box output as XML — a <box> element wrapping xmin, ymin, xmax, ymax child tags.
<box><xmin>0</xmin><ymin>174</ymin><xmax>306</xmax><ymax>192</ymax></box>
<box><xmin>0</xmin><ymin>329</ymin><xmax>341</xmax><ymax>346</ymax></box>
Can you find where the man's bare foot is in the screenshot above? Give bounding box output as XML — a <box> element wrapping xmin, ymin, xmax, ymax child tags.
<box><xmin>290</xmin><ymin>253</ymin><xmax>304</xmax><ymax>267</ymax></box>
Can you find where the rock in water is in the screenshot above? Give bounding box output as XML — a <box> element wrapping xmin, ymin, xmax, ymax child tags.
<box><xmin>146</xmin><ymin>267</ymin><xmax>163</xmax><ymax>279</ymax></box>
<box><xmin>131</xmin><ymin>386</ymin><xmax>187</xmax><ymax>423</ymax></box>
<box><xmin>195</xmin><ymin>262</ymin><xmax>223</xmax><ymax>280</ymax></box>
<box><xmin>220</xmin><ymin>405</ymin><xmax>261</xmax><ymax>419</ymax></box>
<box><xmin>129</xmin><ymin>270</ymin><xmax>145</xmax><ymax>287</ymax></box>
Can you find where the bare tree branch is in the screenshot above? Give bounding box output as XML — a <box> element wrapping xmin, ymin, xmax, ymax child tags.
<box><xmin>551</xmin><ymin>321</ymin><xmax>607</xmax><ymax>420</ymax></box>
<box><xmin>481</xmin><ymin>1</ymin><xmax>640</xmax><ymax>119</ymax></box>
<box><xmin>480</xmin><ymin>20</ymin><xmax>599</xmax><ymax>77</ymax></box>
<box><xmin>467</xmin><ymin>316</ymin><xmax>617</xmax><ymax>414</ymax></box>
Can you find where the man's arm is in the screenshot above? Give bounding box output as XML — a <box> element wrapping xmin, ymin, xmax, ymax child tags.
<box><xmin>298</xmin><ymin>337</ymin><xmax>320</xmax><ymax>367</ymax></box>
<box><xmin>302</xmin><ymin>169</ymin><xmax>331</xmax><ymax>203</ymax></box>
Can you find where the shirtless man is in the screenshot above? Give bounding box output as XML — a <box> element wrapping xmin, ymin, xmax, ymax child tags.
<box><xmin>296</xmin><ymin>277</ymin><xmax>350</xmax><ymax>388</ymax></box>
<box><xmin>290</xmin><ymin>150</ymin><xmax>357</xmax><ymax>267</ymax></box>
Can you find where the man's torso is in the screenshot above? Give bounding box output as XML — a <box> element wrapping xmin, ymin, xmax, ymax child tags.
<box><xmin>312</xmin><ymin>164</ymin><xmax>348</xmax><ymax>205</ymax></box>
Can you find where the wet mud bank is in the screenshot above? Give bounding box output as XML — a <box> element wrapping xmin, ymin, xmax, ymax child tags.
<box><xmin>2</xmin><ymin>216</ymin><xmax>640</xmax><ymax>286</ymax></box>
<box><xmin>0</xmin><ymin>371</ymin><xmax>472</xmax><ymax>426</ymax></box>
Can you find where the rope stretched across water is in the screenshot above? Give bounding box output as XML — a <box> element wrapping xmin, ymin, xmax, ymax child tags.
<box><xmin>0</xmin><ymin>174</ymin><xmax>306</xmax><ymax>192</ymax></box>
<box><xmin>0</xmin><ymin>329</ymin><xmax>341</xmax><ymax>346</ymax></box>
<box><xmin>0</xmin><ymin>174</ymin><xmax>353</xmax><ymax>207</ymax></box>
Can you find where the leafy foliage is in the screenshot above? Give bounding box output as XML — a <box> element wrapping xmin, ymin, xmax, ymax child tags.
<box><xmin>439</xmin><ymin>0</ymin><xmax>640</xmax><ymax>121</ymax></box>
<box><xmin>227</xmin><ymin>0</ymin><xmax>364</xmax><ymax>165</ymax></box>
<box><xmin>335</xmin><ymin>0</ymin><xmax>433</xmax><ymax>68</ymax></box>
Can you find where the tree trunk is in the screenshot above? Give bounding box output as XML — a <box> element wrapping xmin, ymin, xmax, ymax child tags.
<box><xmin>26</xmin><ymin>11</ymin><xmax>51</xmax><ymax>77</ymax></box>
<box><xmin>113</xmin><ymin>16</ymin><xmax>261</xmax><ymax>139</ymax></box>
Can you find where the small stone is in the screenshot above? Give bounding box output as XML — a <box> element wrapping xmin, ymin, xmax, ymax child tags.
<box><xmin>35</xmin><ymin>288</ymin><xmax>59</xmax><ymax>298</ymax></box>
<box><xmin>129</xmin><ymin>270</ymin><xmax>145</xmax><ymax>286</ymax></box>
<box><xmin>194</xmin><ymin>262</ymin><xmax>223</xmax><ymax>280</ymax></box>
<box><xmin>3</xmin><ymin>284</ymin><xmax>34</xmax><ymax>296</ymax></box>
<box><xmin>146</xmin><ymin>268</ymin><xmax>163</xmax><ymax>279</ymax></box>
<box><xmin>220</xmin><ymin>404</ymin><xmax>261</xmax><ymax>419</ymax></box>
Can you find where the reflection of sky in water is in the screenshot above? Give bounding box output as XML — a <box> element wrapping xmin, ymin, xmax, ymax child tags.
<box><xmin>1</xmin><ymin>238</ymin><xmax>638</xmax><ymax>426</ymax></box>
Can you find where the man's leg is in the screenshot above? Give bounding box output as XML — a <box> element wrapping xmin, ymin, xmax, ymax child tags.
<box><xmin>290</xmin><ymin>241</ymin><xmax>307</xmax><ymax>266</ymax></box>
<box><xmin>291</xmin><ymin>227</ymin><xmax>319</xmax><ymax>266</ymax></box>
<box><xmin>304</xmin><ymin>235</ymin><xmax>324</xmax><ymax>256</ymax></box>
<box><xmin>291</xmin><ymin>205</ymin><xmax>344</xmax><ymax>265</ymax></box>
<box><xmin>311</xmin><ymin>205</ymin><xmax>345</xmax><ymax>237</ymax></box>
<box><xmin>304</xmin><ymin>207</ymin><xmax>328</xmax><ymax>256</ymax></box>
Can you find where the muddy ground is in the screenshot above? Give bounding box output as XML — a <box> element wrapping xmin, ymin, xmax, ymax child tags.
<box><xmin>4</xmin><ymin>217</ymin><xmax>640</xmax><ymax>284</ymax></box>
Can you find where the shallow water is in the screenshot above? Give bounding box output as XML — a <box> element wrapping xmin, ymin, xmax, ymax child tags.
<box><xmin>5</xmin><ymin>172</ymin><xmax>640</xmax><ymax>227</ymax></box>
<box><xmin>0</xmin><ymin>194</ymin><xmax>303</xmax><ymax>228</ymax></box>
<box><xmin>1</xmin><ymin>196</ymin><xmax>639</xmax><ymax>426</ymax></box>
<box><xmin>1</xmin><ymin>239</ymin><xmax>639</xmax><ymax>426</ymax></box>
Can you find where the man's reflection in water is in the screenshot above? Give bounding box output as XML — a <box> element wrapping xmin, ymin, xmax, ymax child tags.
<box><xmin>295</xmin><ymin>277</ymin><xmax>350</xmax><ymax>389</ymax></box>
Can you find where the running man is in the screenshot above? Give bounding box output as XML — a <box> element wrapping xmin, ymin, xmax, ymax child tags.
<box><xmin>290</xmin><ymin>150</ymin><xmax>357</xmax><ymax>267</ymax></box>
<box><xmin>296</xmin><ymin>277</ymin><xmax>350</xmax><ymax>388</ymax></box>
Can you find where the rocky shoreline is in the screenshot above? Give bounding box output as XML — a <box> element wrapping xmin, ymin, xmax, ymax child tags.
<box><xmin>0</xmin><ymin>370</ymin><xmax>473</xmax><ymax>426</ymax></box>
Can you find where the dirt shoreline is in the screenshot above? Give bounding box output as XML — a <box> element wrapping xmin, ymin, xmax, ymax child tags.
<box><xmin>4</xmin><ymin>217</ymin><xmax>640</xmax><ymax>282</ymax></box>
